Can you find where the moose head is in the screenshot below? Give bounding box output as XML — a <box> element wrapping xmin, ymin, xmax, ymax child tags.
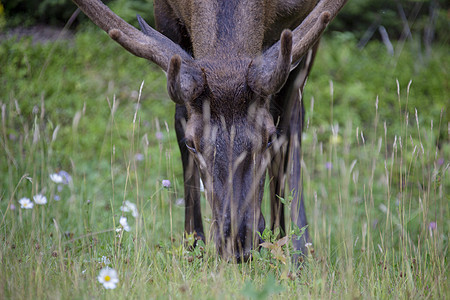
<box><xmin>72</xmin><ymin>0</ymin><xmax>347</xmax><ymax>261</ymax></box>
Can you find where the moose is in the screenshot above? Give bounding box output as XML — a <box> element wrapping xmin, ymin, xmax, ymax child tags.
<box><xmin>72</xmin><ymin>0</ymin><xmax>347</xmax><ymax>261</ymax></box>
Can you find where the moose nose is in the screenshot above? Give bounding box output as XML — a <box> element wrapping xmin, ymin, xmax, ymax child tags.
<box><xmin>216</xmin><ymin>208</ymin><xmax>265</xmax><ymax>262</ymax></box>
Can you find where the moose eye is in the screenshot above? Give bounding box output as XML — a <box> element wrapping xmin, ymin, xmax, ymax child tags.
<box><xmin>185</xmin><ymin>140</ymin><xmax>197</xmax><ymax>154</ymax></box>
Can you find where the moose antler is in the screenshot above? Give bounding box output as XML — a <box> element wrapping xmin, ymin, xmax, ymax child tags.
<box><xmin>291</xmin><ymin>0</ymin><xmax>348</xmax><ymax>63</ymax></box>
<box><xmin>265</xmin><ymin>0</ymin><xmax>348</xmax><ymax>66</ymax></box>
<box><xmin>73</xmin><ymin>0</ymin><xmax>346</xmax><ymax>99</ymax></box>
<box><xmin>248</xmin><ymin>0</ymin><xmax>347</xmax><ymax>95</ymax></box>
<box><xmin>72</xmin><ymin>0</ymin><xmax>192</xmax><ymax>71</ymax></box>
<box><xmin>248</xmin><ymin>29</ymin><xmax>293</xmax><ymax>96</ymax></box>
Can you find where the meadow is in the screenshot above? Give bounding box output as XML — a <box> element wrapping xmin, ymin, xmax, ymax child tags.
<box><xmin>0</xmin><ymin>24</ymin><xmax>448</xmax><ymax>299</ymax></box>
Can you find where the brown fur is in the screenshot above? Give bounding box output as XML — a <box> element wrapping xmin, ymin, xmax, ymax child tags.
<box><xmin>159</xmin><ymin>0</ymin><xmax>318</xmax><ymax>59</ymax></box>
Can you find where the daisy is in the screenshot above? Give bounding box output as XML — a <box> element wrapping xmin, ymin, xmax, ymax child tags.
<box><xmin>49</xmin><ymin>173</ymin><xmax>64</xmax><ymax>184</ymax></box>
<box><xmin>33</xmin><ymin>194</ymin><xmax>47</xmax><ymax>205</ymax></box>
<box><xmin>19</xmin><ymin>197</ymin><xmax>34</xmax><ymax>209</ymax></box>
<box><xmin>97</xmin><ymin>267</ymin><xmax>119</xmax><ymax>289</ymax></box>
<box><xmin>119</xmin><ymin>216</ymin><xmax>130</xmax><ymax>232</ymax></box>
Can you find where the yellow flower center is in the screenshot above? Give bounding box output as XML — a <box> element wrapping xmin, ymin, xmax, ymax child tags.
<box><xmin>104</xmin><ymin>275</ymin><xmax>111</xmax><ymax>282</ymax></box>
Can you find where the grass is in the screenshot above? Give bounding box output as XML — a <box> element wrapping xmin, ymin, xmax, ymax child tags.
<box><xmin>0</xmin><ymin>27</ymin><xmax>448</xmax><ymax>299</ymax></box>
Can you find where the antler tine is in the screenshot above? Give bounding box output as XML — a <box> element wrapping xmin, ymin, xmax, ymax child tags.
<box><xmin>264</xmin><ymin>0</ymin><xmax>348</xmax><ymax>66</ymax></box>
<box><xmin>72</xmin><ymin>0</ymin><xmax>192</xmax><ymax>71</ymax></box>
<box><xmin>291</xmin><ymin>0</ymin><xmax>348</xmax><ymax>63</ymax></box>
<box><xmin>248</xmin><ymin>29</ymin><xmax>293</xmax><ymax>96</ymax></box>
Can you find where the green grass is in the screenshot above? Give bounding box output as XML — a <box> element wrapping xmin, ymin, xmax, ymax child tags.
<box><xmin>0</xmin><ymin>27</ymin><xmax>448</xmax><ymax>299</ymax></box>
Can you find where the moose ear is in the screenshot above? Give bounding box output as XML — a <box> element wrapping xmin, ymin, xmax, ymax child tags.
<box><xmin>248</xmin><ymin>29</ymin><xmax>292</xmax><ymax>96</ymax></box>
<box><xmin>167</xmin><ymin>55</ymin><xmax>204</xmax><ymax>104</ymax></box>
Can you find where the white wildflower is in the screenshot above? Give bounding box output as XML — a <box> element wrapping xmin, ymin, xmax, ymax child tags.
<box><xmin>119</xmin><ymin>216</ymin><xmax>130</xmax><ymax>232</ymax></box>
<box><xmin>33</xmin><ymin>194</ymin><xmax>47</xmax><ymax>205</ymax></box>
<box><xmin>49</xmin><ymin>173</ymin><xmax>64</xmax><ymax>184</ymax></box>
<box><xmin>97</xmin><ymin>267</ymin><xmax>119</xmax><ymax>289</ymax></box>
<box><xmin>120</xmin><ymin>200</ymin><xmax>139</xmax><ymax>218</ymax></box>
<box><xmin>19</xmin><ymin>197</ymin><xmax>34</xmax><ymax>209</ymax></box>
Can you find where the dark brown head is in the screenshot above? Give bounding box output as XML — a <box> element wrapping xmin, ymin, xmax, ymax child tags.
<box><xmin>165</xmin><ymin>31</ymin><xmax>293</xmax><ymax>260</ymax></box>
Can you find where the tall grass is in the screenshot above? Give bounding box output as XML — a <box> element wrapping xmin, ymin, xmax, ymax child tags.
<box><xmin>0</xmin><ymin>31</ymin><xmax>448</xmax><ymax>299</ymax></box>
<box><xmin>299</xmin><ymin>79</ymin><xmax>448</xmax><ymax>298</ymax></box>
